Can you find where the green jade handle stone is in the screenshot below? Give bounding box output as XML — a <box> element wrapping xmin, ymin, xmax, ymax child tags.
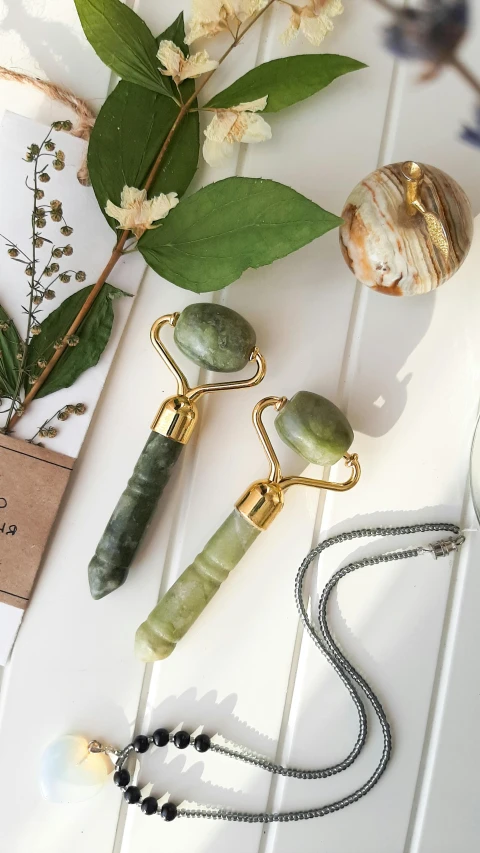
<box><xmin>134</xmin><ymin>389</ymin><xmax>355</xmax><ymax>660</ymax></box>
<box><xmin>88</xmin><ymin>302</ymin><xmax>259</xmax><ymax>601</ymax></box>
<box><xmin>88</xmin><ymin>432</ymin><xmax>183</xmax><ymax>599</ymax></box>
<box><xmin>135</xmin><ymin>509</ymin><xmax>260</xmax><ymax>661</ymax></box>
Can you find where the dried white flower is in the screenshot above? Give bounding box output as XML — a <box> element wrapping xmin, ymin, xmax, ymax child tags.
<box><xmin>281</xmin><ymin>0</ymin><xmax>343</xmax><ymax>47</ymax></box>
<box><xmin>186</xmin><ymin>0</ymin><xmax>268</xmax><ymax>45</ymax></box>
<box><xmin>105</xmin><ymin>186</ymin><xmax>179</xmax><ymax>239</ymax></box>
<box><xmin>157</xmin><ymin>40</ymin><xmax>218</xmax><ymax>85</ymax></box>
<box><xmin>203</xmin><ymin>97</ymin><xmax>271</xmax><ymax>167</ymax></box>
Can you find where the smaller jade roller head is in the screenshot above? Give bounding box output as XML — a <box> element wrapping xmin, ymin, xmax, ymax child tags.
<box><xmin>135</xmin><ymin>391</ymin><xmax>360</xmax><ymax>662</ymax></box>
<box><xmin>88</xmin><ymin>303</ymin><xmax>266</xmax><ymax>602</ymax></box>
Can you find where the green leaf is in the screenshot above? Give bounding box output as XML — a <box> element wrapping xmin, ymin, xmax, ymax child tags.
<box><xmin>206</xmin><ymin>55</ymin><xmax>366</xmax><ymax>113</ymax></box>
<box><xmin>0</xmin><ymin>304</ymin><xmax>22</xmax><ymax>399</ymax></box>
<box><xmin>26</xmin><ymin>285</ymin><xmax>129</xmax><ymax>398</ymax></box>
<box><xmin>87</xmin><ymin>13</ymin><xmax>199</xmax><ymax>231</ymax></box>
<box><xmin>138</xmin><ymin>177</ymin><xmax>343</xmax><ymax>293</ymax></box>
<box><xmin>160</xmin><ymin>11</ymin><xmax>189</xmax><ymax>54</ymax></box>
<box><xmin>74</xmin><ymin>0</ymin><xmax>171</xmax><ymax>96</ymax></box>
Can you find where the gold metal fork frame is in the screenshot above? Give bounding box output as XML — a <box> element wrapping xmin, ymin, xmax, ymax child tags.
<box><xmin>236</xmin><ymin>396</ymin><xmax>361</xmax><ymax>531</ymax></box>
<box><xmin>150</xmin><ymin>314</ymin><xmax>267</xmax><ymax>444</ymax></box>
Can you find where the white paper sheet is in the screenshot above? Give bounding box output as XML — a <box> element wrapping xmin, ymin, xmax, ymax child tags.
<box><xmin>0</xmin><ymin>112</ymin><xmax>146</xmax><ymax>663</ymax></box>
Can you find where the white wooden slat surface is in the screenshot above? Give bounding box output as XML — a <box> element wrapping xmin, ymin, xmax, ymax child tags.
<box><xmin>1</xmin><ymin>2</ymin><xmax>480</xmax><ymax>853</ymax></box>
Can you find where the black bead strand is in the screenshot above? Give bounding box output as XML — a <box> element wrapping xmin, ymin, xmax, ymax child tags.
<box><xmin>133</xmin><ymin>735</ymin><xmax>150</xmax><ymax>753</ymax></box>
<box><xmin>153</xmin><ymin>728</ymin><xmax>170</xmax><ymax>747</ymax></box>
<box><xmin>173</xmin><ymin>730</ymin><xmax>190</xmax><ymax>749</ymax></box>
<box><xmin>141</xmin><ymin>796</ymin><xmax>158</xmax><ymax>815</ymax></box>
<box><xmin>161</xmin><ymin>802</ymin><xmax>178</xmax><ymax>822</ymax></box>
<box><xmin>194</xmin><ymin>734</ymin><xmax>211</xmax><ymax>753</ymax></box>
<box><xmin>124</xmin><ymin>786</ymin><xmax>141</xmax><ymax>805</ymax></box>
<box><xmin>114</xmin><ymin>768</ymin><xmax>130</xmax><ymax>787</ymax></box>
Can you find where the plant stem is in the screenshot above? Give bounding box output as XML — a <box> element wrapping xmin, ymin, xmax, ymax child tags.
<box><xmin>450</xmin><ymin>54</ymin><xmax>480</xmax><ymax>98</ymax></box>
<box><xmin>27</xmin><ymin>406</ymin><xmax>64</xmax><ymax>443</ymax></box>
<box><xmin>9</xmin><ymin>0</ymin><xmax>276</xmax><ymax>428</ymax></box>
<box><xmin>5</xmin><ymin>135</ymin><xmax>47</xmax><ymax>431</ymax></box>
<box><xmin>10</xmin><ymin>233</ymin><xmax>128</xmax><ymax>426</ymax></box>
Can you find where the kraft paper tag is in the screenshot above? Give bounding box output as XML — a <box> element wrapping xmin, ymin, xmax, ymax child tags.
<box><xmin>0</xmin><ymin>434</ymin><xmax>74</xmax><ymax>610</ymax></box>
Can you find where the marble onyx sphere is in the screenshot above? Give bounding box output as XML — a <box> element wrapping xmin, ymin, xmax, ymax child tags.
<box><xmin>339</xmin><ymin>162</ymin><xmax>473</xmax><ymax>296</ymax></box>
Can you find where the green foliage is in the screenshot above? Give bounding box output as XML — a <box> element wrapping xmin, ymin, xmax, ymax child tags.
<box><xmin>0</xmin><ymin>305</ymin><xmax>22</xmax><ymax>399</ymax></box>
<box><xmin>138</xmin><ymin>177</ymin><xmax>342</xmax><ymax>292</ymax></box>
<box><xmin>88</xmin><ymin>13</ymin><xmax>199</xmax><ymax>230</ymax></box>
<box><xmin>26</xmin><ymin>285</ymin><xmax>129</xmax><ymax>398</ymax></box>
<box><xmin>206</xmin><ymin>54</ymin><xmax>366</xmax><ymax>112</ymax></box>
<box><xmin>74</xmin><ymin>0</ymin><xmax>172</xmax><ymax>96</ymax></box>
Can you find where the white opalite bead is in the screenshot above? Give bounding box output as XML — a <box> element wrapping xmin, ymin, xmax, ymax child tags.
<box><xmin>40</xmin><ymin>735</ymin><xmax>112</xmax><ymax>803</ymax></box>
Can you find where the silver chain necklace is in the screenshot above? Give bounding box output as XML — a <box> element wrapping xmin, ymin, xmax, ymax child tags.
<box><xmin>90</xmin><ymin>523</ymin><xmax>464</xmax><ymax>824</ymax></box>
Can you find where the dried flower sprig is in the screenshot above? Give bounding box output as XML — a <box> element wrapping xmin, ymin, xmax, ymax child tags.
<box><xmin>0</xmin><ymin>125</ymin><xmax>128</xmax><ymax>434</ymax></box>
<box><xmin>26</xmin><ymin>402</ymin><xmax>87</xmax><ymax>445</ymax></box>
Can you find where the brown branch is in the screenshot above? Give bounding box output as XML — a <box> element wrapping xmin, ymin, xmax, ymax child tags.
<box><xmin>449</xmin><ymin>54</ymin><xmax>480</xmax><ymax>99</ymax></box>
<box><xmin>8</xmin><ymin>0</ymin><xmax>276</xmax><ymax>430</ymax></box>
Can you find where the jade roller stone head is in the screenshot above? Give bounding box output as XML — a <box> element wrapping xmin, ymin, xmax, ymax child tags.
<box><xmin>135</xmin><ymin>392</ymin><xmax>360</xmax><ymax>662</ymax></box>
<box><xmin>88</xmin><ymin>304</ymin><xmax>266</xmax><ymax>601</ymax></box>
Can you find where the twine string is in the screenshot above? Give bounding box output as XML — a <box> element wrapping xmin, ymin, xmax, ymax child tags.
<box><xmin>0</xmin><ymin>66</ymin><xmax>96</xmax><ymax>185</ymax></box>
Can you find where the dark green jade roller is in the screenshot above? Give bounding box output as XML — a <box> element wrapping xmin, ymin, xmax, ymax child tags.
<box><xmin>88</xmin><ymin>303</ymin><xmax>266</xmax><ymax>600</ymax></box>
<box><xmin>135</xmin><ymin>391</ymin><xmax>361</xmax><ymax>661</ymax></box>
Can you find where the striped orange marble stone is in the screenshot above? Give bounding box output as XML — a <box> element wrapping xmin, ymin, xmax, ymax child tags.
<box><xmin>339</xmin><ymin>162</ymin><xmax>473</xmax><ymax>296</ymax></box>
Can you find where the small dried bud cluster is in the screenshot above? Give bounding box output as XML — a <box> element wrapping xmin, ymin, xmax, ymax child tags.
<box><xmin>8</xmin><ymin>247</ymin><xmax>19</xmax><ymax>258</ymax></box>
<box><xmin>75</xmin><ymin>271</ymin><xmax>86</xmax><ymax>282</ymax></box>
<box><xmin>25</xmin><ymin>143</ymin><xmax>40</xmax><ymax>162</ymax></box>
<box><xmin>56</xmin><ymin>403</ymin><xmax>86</xmax><ymax>424</ymax></box>
<box><xmin>60</xmin><ymin>225</ymin><xmax>73</xmax><ymax>236</ymax></box>
<box><xmin>51</xmin><ymin>120</ymin><xmax>73</xmax><ymax>132</ymax></box>
<box><xmin>39</xmin><ymin>173</ymin><xmax>50</xmax><ymax>184</ymax></box>
<box><xmin>39</xmin><ymin>427</ymin><xmax>58</xmax><ymax>439</ymax></box>
<box><xmin>50</xmin><ymin>199</ymin><xmax>63</xmax><ymax>222</ymax></box>
<box><xmin>53</xmin><ymin>150</ymin><xmax>65</xmax><ymax>171</ymax></box>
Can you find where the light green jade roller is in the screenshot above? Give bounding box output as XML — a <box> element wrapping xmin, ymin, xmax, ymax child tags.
<box><xmin>88</xmin><ymin>303</ymin><xmax>266</xmax><ymax>600</ymax></box>
<box><xmin>135</xmin><ymin>392</ymin><xmax>361</xmax><ymax>661</ymax></box>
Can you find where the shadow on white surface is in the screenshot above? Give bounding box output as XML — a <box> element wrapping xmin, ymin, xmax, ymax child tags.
<box><xmin>0</xmin><ymin>0</ymin><xmax>103</xmax><ymax>99</ymax></box>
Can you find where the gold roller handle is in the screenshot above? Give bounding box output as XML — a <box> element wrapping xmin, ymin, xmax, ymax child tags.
<box><xmin>401</xmin><ymin>161</ymin><xmax>450</xmax><ymax>260</ymax></box>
